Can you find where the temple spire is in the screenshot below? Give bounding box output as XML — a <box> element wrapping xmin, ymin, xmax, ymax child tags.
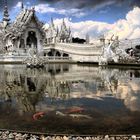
<box><xmin>56</xmin><ymin>26</ymin><xmax>59</xmax><ymax>35</ymax></box>
<box><xmin>3</xmin><ymin>0</ymin><xmax>10</xmax><ymax>24</ymax></box>
<box><xmin>62</xmin><ymin>18</ymin><xmax>65</xmax><ymax>24</ymax></box>
<box><xmin>51</xmin><ymin>18</ymin><xmax>55</xmax><ymax>27</ymax></box>
<box><xmin>61</xmin><ymin>18</ymin><xmax>67</xmax><ymax>32</ymax></box>
<box><xmin>62</xmin><ymin>18</ymin><xmax>66</xmax><ymax>28</ymax></box>
<box><xmin>86</xmin><ymin>33</ymin><xmax>90</xmax><ymax>44</ymax></box>
<box><xmin>68</xmin><ymin>26</ymin><xmax>71</xmax><ymax>35</ymax></box>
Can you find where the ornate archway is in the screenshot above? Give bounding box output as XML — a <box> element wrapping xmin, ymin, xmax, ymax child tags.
<box><xmin>63</xmin><ymin>53</ymin><xmax>69</xmax><ymax>57</ymax></box>
<box><xmin>47</xmin><ymin>49</ymin><xmax>61</xmax><ymax>58</ymax></box>
<box><xmin>56</xmin><ymin>51</ymin><xmax>61</xmax><ymax>57</ymax></box>
<box><xmin>47</xmin><ymin>49</ymin><xmax>55</xmax><ymax>57</ymax></box>
<box><xmin>26</xmin><ymin>31</ymin><xmax>37</xmax><ymax>48</ymax></box>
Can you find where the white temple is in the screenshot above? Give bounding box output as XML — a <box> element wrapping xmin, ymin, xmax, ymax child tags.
<box><xmin>0</xmin><ymin>1</ymin><xmax>46</xmax><ymax>55</ymax></box>
<box><xmin>0</xmin><ymin>1</ymin><xmax>72</xmax><ymax>56</ymax></box>
<box><xmin>0</xmin><ymin>0</ymin><xmax>137</xmax><ymax>64</ymax></box>
<box><xmin>0</xmin><ymin>0</ymin><xmax>102</xmax><ymax>63</ymax></box>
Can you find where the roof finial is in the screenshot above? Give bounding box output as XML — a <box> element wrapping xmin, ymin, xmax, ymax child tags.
<box><xmin>51</xmin><ymin>17</ymin><xmax>55</xmax><ymax>27</ymax></box>
<box><xmin>56</xmin><ymin>26</ymin><xmax>59</xmax><ymax>34</ymax></box>
<box><xmin>68</xmin><ymin>26</ymin><xmax>71</xmax><ymax>35</ymax></box>
<box><xmin>32</xmin><ymin>6</ymin><xmax>35</xmax><ymax>11</ymax></box>
<box><xmin>3</xmin><ymin>0</ymin><xmax>10</xmax><ymax>24</ymax></box>
<box><xmin>62</xmin><ymin>18</ymin><xmax>65</xmax><ymax>25</ymax></box>
<box><xmin>86</xmin><ymin>33</ymin><xmax>90</xmax><ymax>44</ymax></box>
<box><xmin>63</xmin><ymin>18</ymin><xmax>67</xmax><ymax>28</ymax></box>
<box><xmin>21</xmin><ymin>0</ymin><xmax>24</xmax><ymax>10</ymax></box>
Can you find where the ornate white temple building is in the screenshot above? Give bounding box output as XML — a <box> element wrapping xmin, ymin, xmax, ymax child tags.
<box><xmin>0</xmin><ymin>2</ymin><xmax>46</xmax><ymax>55</ymax></box>
<box><xmin>0</xmin><ymin>0</ymin><xmax>133</xmax><ymax>64</ymax></box>
<box><xmin>0</xmin><ymin>1</ymin><xmax>102</xmax><ymax>63</ymax></box>
<box><xmin>0</xmin><ymin>1</ymin><xmax>72</xmax><ymax>56</ymax></box>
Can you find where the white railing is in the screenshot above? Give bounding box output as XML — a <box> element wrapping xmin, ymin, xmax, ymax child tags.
<box><xmin>46</xmin><ymin>56</ymin><xmax>72</xmax><ymax>60</ymax></box>
<box><xmin>44</xmin><ymin>43</ymin><xmax>102</xmax><ymax>55</ymax></box>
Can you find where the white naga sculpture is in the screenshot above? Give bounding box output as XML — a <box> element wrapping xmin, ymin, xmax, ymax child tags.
<box><xmin>99</xmin><ymin>35</ymin><xmax>129</xmax><ymax>65</ymax></box>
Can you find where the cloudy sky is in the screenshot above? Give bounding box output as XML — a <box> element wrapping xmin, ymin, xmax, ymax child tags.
<box><xmin>0</xmin><ymin>0</ymin><xmax>140</xmax><ymax>42</ymax></box>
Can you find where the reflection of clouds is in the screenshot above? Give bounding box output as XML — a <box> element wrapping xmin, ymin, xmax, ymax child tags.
<box><xmin>70</xmin><ymin>91</ymin><xmax>103</xmax><ymax>100</ymax></box>
<box><xmin>129</xmin><ymin>82</ymin><xmax>140</xmax><ymax>91</ymax></box>
<box><xmin>116</xmin><ymin>81</ymin><xmax>140</xmax><ymax>112</ymax></box>
<box><xmin>124</xmin><ymin>94</ymin><xmax>140</xmax><ymax>112</ymax></box>
<box><xmin>1</xmin><ymin>64</ymin><xmax>140</xmax><ymax>113</ymax></box>
<box><xmin>71</xmin><ymin>83</ymin><xmax>87</xmax><ymax>91</ymax></box>
<box><xmin>99</xmin><ymin>68</ymin><xmax>140</xmax><ymax>112</ymax></box>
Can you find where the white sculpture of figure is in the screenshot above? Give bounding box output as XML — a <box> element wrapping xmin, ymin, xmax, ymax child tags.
<box><xmin>99</xmin><ymin>35</ymin><xmax>129</xmax><ymax>65</ymax></box>
<box><xmin>52</xmin><ymin>36</ymin><xmax>55</xmax><ymax>44</ymax></box>
<box><xmin>5</xmin><ymin>38</ymin><xmax>14</xmax><ymax>55</ymax></box>
<box><xmin>114</xmin><ymin>38</ymin><xmax>129</xmax><ymax>60</ymax></box>
<box><xmin>31</xmin><ymin>43</ymin><xmax>34</xmax><ymax>49</ymax></box>
<box><xmin>99</xmin><ymin>40</ymin><xmax>115</xmax><ymax>65</ymax></box>
<box><xmin>28</xmin><ymin>47</ymin><xmax>34</xmax><ymax>57</ymax></box>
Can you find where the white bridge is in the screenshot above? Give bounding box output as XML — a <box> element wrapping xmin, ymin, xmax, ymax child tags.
<box><xmin>44</xmin><ymin>43</ymin><xmax>102</xmax><ymax>62</ymax></box>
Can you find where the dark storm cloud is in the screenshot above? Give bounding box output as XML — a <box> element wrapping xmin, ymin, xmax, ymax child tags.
<box><xmin>0</xmin><ymin>0</ymin><xmax>140</xmax><ymax>12</ymax></box>
<box><xmin>36</xmin><ymin>0</ymin><xmax>126</xmax><ymax>9</ymax></box>
<box><xmin>0</xmin><ymin>0</ymin><xmax>124</xmax><ymax>10</ymax></box>
<box><xmin>0</xmin><ymin>0</ymin><xmax>19</xmax><ymax>10</ymax></box>
<box><xmin>38</xmin><ymin>0</ymin><xmax>62</xmax><ymax>3</ymax></box>
<box><xmin>38</xmin><ymin>0</ymin><xmax>140</xmax><ymax>9</ymax></box>
<box><xmin>130</xmin><ymin>0</ymin><xmax>140</xmax><ymax>7</ymax></box>
<box><xmin>0</xmin><ymin>0</ymin><xmax>60</xmax><ymax>11</ymax></box>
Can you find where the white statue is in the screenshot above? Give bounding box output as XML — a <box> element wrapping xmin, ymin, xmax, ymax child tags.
<box><xmin>99</xmin><ymin>35</ymin><xmax>129</xmax><ymax>65</ymax></box>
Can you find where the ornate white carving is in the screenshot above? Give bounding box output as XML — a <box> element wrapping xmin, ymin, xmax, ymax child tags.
<box><xmin>99</xmin><ymin>36</ymin><xmax>129</xmax><ymax>65</ymax></box>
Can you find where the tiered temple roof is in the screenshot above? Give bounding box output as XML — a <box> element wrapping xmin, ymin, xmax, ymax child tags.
<box><xmin>45</xmin><ymin>18</ymin><xmax>72</xmax><ymax>43</ymax></box>
<box><xmin>59</xmin><ymin>19</ymin><xmax>71</xmax><ymax>39</ymax></box>
<box><xmin>9</xmin><ymin>8</ymin><xmax>45</xmax><ymax>40</ymax></box>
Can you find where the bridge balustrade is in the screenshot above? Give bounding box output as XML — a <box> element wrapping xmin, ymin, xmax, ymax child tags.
<box><xmin>44</xmin><ymin>43</ymin><xmax>102</xmax><ymax>55</ymax></box>
<box><xmin>45</xmin><ymin>56</ymin><xmax>72</xmax><ymax>60</ymax></box>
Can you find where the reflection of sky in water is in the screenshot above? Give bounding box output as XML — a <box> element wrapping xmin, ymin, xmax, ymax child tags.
<box><xmin>0</xmin><ymin>64</ymin><xmax>140</xmax><ymax>112</ymax></box>
<box><xmin>0</xmin><ymin>64</ymin><xmax>140</xmax><ymax>134</ymax></box>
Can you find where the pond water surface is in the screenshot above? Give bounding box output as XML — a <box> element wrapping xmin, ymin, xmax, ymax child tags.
<box><xmin>0</xmin><ymin>64</ymin><xmax>140</xmax><ymax>134</ymax></box>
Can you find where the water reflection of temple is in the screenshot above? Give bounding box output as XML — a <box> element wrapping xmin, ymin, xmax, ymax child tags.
<box><xmin>98</xmin><ymin>68</ymin><xmax>140</xmax><ymax>111</ymax></box>
<box><xmin>0</xmin><ymin>65</ymin><xmax>99</xmax><ymax>113</ymax></box>
<box><xmin>0</xmin><ymin>64</ymin><xmax>140</xmax><ymax>113</ymax></box>
<box><xmin>0</xmin><ymin>65</ymin><xmax>72</xmax><ymax>113</ymax></box>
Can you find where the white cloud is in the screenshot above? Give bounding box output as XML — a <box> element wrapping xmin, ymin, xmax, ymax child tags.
<box><xmin>35</xmin><ymin>4</ymin><xmax>55</xmax><ymax>13</ymax></box>
<box><xmin>14</xmin><ymin>1</ymin><xmax>22</xmax><ymax>9</ymax></box>
<box><xmin>44</xmin><ymin>7</ymin><xmax>140</xmax><ymax>43</ymax></box>
<box><xmin>126</xmin><ymin>7</ymin><xmax>140</xmax><ymax>26</ymax></box>
<box><xmin>99</xmin><ymin>9</ymin><xmax>108</xmax><ymax>14</ymax></box>
<box><xmin>14</xmin><ymin>1</ymin><xmax>31</xmax><ymax>10</ymax></box>
<box><xmin>111</xmin><ymin>7</ymin><xmax>140</xmax><ymax>40</ymax></box>
<box><xmin>34</xmin><ymin>1</ymin><xmax>116</xmax><ymax>18</ymax></box>
<box><xmin>35</xmin><ymin>4</ymin><xmax>85</xmax><ymax>18</ymax></box>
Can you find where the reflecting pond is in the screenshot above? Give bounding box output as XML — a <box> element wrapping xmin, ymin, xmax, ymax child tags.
<box><xmin>0</xmin><ymin>64</ymin><xmax>140</xmax><ymax>134</ymax></box>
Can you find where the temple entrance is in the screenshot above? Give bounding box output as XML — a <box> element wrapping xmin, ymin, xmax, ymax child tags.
<box><xmin>26</xmin><ymin>31</ymin><xmax>37</xmax><ymax>48</ymax></box>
